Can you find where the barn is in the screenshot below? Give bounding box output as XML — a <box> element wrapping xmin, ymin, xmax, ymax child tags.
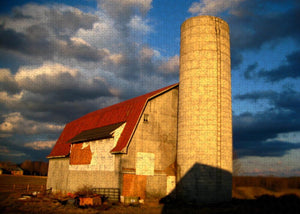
<box><xmin>47</xmin><ymin>83</ymin><xmax>179</xmax><ymax>199</ymax></box>
<box><xmin>47</xmin><ymin>16</ymin><xmax>233</xmax><ymax>203</ymax></box>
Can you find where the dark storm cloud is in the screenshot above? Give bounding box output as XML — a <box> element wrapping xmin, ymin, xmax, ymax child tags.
<box><xmin>0</xmin><ymin>3</ymin><xmax>102</xmax><ymax>63</ymax></box>
<box><xmin>19</xmin><ymin>100</ymin><xmax>96</xmax><ymax>124</ymax></box>
<box><xmin>258</xmin><ymin>50</ymin><xmax>300</xmax><ymax>82</ymax></box>
<box><xmin>233</xmin><ymin>110</ymin><xmax>299</xmax><ymax>143</ymax></box>
<box><xmin>0</xmin><ymin>80</ymin><xmax>116</xmax><ymax>125</ymax></box>
<box><xmin>119</xmin><ymin>46</ymin><xmax>158</xmax><ymax>80</ymax></box>
<box><xmin>234</xmin><ymin>89</ymin><xmax>300</xmax><ymax>157</ymax></box>
<box><xmin>1</xmin><ymin>90</ymin><xmax>119</xmax><ymax>124</ymax></box>
<box><xmin>0</xmin><ymin>25</ymin><xmax>55</xmax><ymax>58</ymax></box>
<box><xmin>0</xmin><ymin>52</ymin><xmax>21</xmax><ymax>74</ymax></box>
<box><xmin>230</xmin><ymin>1</ymin><xmax>300</xmax><ymax>50</ymax></box>
<box><xmin>0</xmin><ymin>81</ymin><xmax>19</xmax><ymax>94</ymax></box>
<box><xmin>235</xmin><ymin>89</ymin><xmax>300</xmax><ymax>112</ymax></box>
<box><xmin>9</xmin><ymin>3</ymin><xmax>99</xmax><ymax>37</ymax></box>
<box><xmin>16</xmin><ymin>73</ymin><xmax>113</xmax><ymax>101</ymax></box>
<box><xmin>47</xmin><ymin>7</ymin><xmax>99</xmax><ymax>37</ymax></box>
<box><xmin>60</xmin><ymin>42</ymin><xmax>110</xmax><ymax>62</ymax></box>
<box><xmin>119</xmin><ymin>57</ymin><xmax>141</xmax><ymax>80</ymax></box>
<box><xmin>25</xmin><ymin>24</ymin><xmax>50</xmax><ymax>40</ymax></box>
<box><xmin>0</xmin><ymin>63</ymin><xmax>120</xmax><ymax>125</ymax></box>
<box><xmin>107</xmin><ymin>44</ymin><xmax>178</xmax><ymax>83</ymax></box>
<box><xmin>244</xmin><ymin>62</ymin><xmax>258</xmax><ymax>79</ymax></box>
<box><xmin>226</xmin><ymin>0</ymin><xmax>300</xmax><ymax>68</ymax></box>
<box><xmin>0</xmin><ymin>24</ymin><xmax>108</xmax><ymax>62</ymax></box>
<box><xmin>233</xmin><ymin>111</ymin><xmax>300</xmax><ymax>157</ymax></box>
<box><xmin>231</xmin><ymin>50</ymin><xmax>243</xmax><ymax>70</ymax></box>
<box><xmin>0</xmin><ymin>139</ymin><xmax>53</xmax><ymax>162</ymax></box>
<box><xmin>274</xmin><ymin>89</ymin><xmax>300</xmax><ymax>112</ymax></box>
<box><xmin>0</xmin><ymin>69</ymin><xmax>20</xmax><ymax>94</ymax></box>
<box><xmin>235</xmin><ymin>90</ymin><xmax>277</xmax><ymax>102</ymax></box>
<box><xmin>236</xmin><ymin>140</ymin><xmax>300</xmax><ymax>157</ymax></box>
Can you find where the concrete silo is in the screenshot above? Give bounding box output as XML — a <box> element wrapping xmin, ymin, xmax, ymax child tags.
<box><xmin>177</xmin><ymin>16</ymin><xmax>232</xmax><ymax>203</ymax></box>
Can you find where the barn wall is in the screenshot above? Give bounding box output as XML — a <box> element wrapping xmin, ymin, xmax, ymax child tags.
<box><xmin>47</xmin><ymin>124</ymin><xmax>126</xmax><ymax>193</ymax></box>
<box><xmin>66</xmin><ymin>124</ymin><xmax>126</xmax><ymax>192</ymax></box>
<box><xmin>67</xmin><ymin>154</ymin><xmax>121</xmax><ymax>192</ymax></box>
<box><xmin>47</xmin><ymin>157</ymin><xmax>70</xmax><ymax>192</ymax></box>
<box><xmin>47</xmin><ymin>156</ymin><xmax>122</xmax><ymax>193</ymax></box>
<box><xmin>121</xmin><ymin>87</ymin><xmax>178</xmax><ymax>198</ymax></box>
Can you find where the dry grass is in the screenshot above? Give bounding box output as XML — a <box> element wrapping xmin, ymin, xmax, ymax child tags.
<box><xmin>233</xmin><ymin>186</ymin><xmax>300</xmax><ymax>199</ymax></box>
<box><xmin>0</xmin><ymin>174</ymin><xmax>47</xmax><ymax>186</ymax></box>
<box><xmin>233</xmin><ymin>176</ymin><xmax>300</xmax><ymax>189</ymax></box>
<box><xmin>75</xmin><ymin>185</ymin><xmax>95</xmax><ymax>197</ymax></box>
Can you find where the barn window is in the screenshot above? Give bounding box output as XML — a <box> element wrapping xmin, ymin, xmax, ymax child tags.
<box><xmin>143</xmin><ymin>114</ymin><xmax>149</xmax><ymax>122</ymax></box>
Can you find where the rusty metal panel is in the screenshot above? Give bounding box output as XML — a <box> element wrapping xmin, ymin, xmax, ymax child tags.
<box><xmin>69</xmin><ymin>139</ymin><xmax>115</xmax><ymax>171</ymax></box>
<box><xmin>69</xmin><ymin>143</ymin><xmax>92</xmax><ymax>165</ymax></box>
<box><xmin>122</xmin><ymin>174</ymin><xmax>146</xmax><ymax>199</ymax></box>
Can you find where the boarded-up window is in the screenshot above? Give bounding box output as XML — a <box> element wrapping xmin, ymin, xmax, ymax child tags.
<box><xmin>70</xmin><ymin>143</ymin><xmax>92</xmax><ymax>165</ymax></box>
<box><xmin>122</xmin><ymin>174</ymin><xmax>146</xmax><ymax>199</ymax></box>
<box><xmin>136</xmin><ymin>152</ymin><xmax>155</xmax><ymax>175</ymax></box>
<box><xmin>69</xmin><ymin>139</ymin><xmax>115</xmax><ymax>171</ymax></box>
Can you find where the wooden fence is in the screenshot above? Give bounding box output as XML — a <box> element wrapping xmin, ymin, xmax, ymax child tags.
<box><xmin>92</xmin><ymin>188</ymin><xmax>120</xmax><ymax>202</ymax></box>
<box><xmin>0</xmin><ymin>184</ymin><xmax>46</xmax><ymax>192</ymax></box>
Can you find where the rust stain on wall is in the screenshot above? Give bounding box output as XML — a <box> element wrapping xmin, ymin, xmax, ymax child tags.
<box><xmin>70</xmin><ymin>143</ymin><xmax>92</xmax><ymax>165</ymax></box>
<box><xmin>164</xmin><ymin>162</ymin><xmax>176</xmax><ymax>176</ymax></box>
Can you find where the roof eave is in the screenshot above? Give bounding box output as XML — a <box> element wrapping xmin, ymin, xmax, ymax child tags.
<box><xmin>110</xmin><ymin>150</ymin><xmax>127</xmax><ymax>154</ymax></box>
<box><xmin>69</xmin><ymin>136</ymin><xmax>113</xmax><ymax>144</ymax></box>
<box><xmin>47</xmin><ymin>155</ymin><xmax>68</xmax><ymax>159</ymax></box>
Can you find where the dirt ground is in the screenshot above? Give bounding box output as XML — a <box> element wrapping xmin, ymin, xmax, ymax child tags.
<box><xmin>1</xmin><ymin>175</ymin><xmax>300</xmax><ymax>213</ymax></box>
<box><xmin>1</xmin><ymin>188</ymin><xmax>300</xmax><ymax>214</ymax></box>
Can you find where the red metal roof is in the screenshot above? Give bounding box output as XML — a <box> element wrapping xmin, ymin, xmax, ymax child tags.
<box><xmin>47</xmin><ymin>83</ymin><xmax>178</xmax><ymax>158</ymax></box>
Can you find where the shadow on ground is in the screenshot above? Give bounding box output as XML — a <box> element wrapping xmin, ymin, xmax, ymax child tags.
<box><xmin>170</xmin><ymin>163</ymin><xmax>232</xmax><ymax>203</ymax></box>
<box><xmin>160</xmin><ymin>194</ymin><xmax>300</xmax><ymax>214</ymax></box>
<box><xmin>162</xmin><ymin>194</ymin><xmax>300</xmax><ymax>214</ymax></box>
<box><xmin>160</xmin><ymin>163</ymin><xmax>300</xmax><ymax>213</ymax></box>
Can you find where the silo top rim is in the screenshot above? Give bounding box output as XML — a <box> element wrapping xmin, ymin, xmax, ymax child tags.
<box><xmin>181</xmin><ymin>15</ymin><xmax>229</xmax><ymax>30</ymax></box>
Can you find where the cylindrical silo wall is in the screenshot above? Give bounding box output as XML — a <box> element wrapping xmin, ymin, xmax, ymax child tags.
<box><xmin>177</xmin><ymin>16</ymin><xmax>232</xmax><ymax>203</ymax></box>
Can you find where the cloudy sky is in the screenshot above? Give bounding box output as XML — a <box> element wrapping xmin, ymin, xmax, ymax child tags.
<box><xmin>0</xmin><ymin>0</ymin><xmax>299</xmax><ymax>176</ymax></box>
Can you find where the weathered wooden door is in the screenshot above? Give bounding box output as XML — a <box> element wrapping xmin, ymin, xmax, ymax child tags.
<box><xmin>122</xmin><ymin>174</ymin><xmax>147</xmax><ymax>199</ymax></box>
